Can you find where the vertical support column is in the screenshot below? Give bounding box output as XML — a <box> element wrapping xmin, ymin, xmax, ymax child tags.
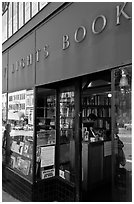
<box><xmin>32</xmin><ymin>30</ymin><xmax>37</xmax><ymax>184</ymax></box>
<box><xmin>7</xmin><ymin>5</ymin><xmax>9</xmax><ymax>39</ymax></box>
<box><xmin>38</xmin><ymin>2</ymin><xmax>40</xmax><ymax>11</ymax></box>
<box><xmin>12</xmin><ymin>2</ymin><xmax>13</xmax><ymax>35</ymax></box>
<box><xmin>32</xmin><ymin>86</ymin><xmax>37</xmax><ymax>183</ymax></box>
<box><xmin>6</xmin><ymin>51</ymin><xmax>9</xmax><ymax>123</ymax></box>
<box><xmin>74</xmin><ymin>79</ymin><xmax>82</xmax><ymax>201</ymax></box>
<box><xmin>111</xmin><ymin>69</ymin><xmax>116</xmax><ymax>200</ymax></box>
<box><xmin>55</xmin><ymin>89</ymin><xmax>60</xmax><ymax>176</ymax></box>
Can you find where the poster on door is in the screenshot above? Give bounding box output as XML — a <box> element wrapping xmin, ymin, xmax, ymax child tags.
<box><xmin>41</xmin><ymin>146</ymin><xmax>55</xmax><ymax>167</ymax></box>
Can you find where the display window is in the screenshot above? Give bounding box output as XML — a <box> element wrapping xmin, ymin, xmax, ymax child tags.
<box><xmin>4</xmin><ymin>89</ymin><xmax>34</xmax><ymax>182</ymax></box>
<box><xmin>113</xmin><ymin>66</ymin><xmax>132</xmax><ymax>201</ymax></box>
<box><xmin>35</xmin><ymin>87</ymin><xmax>56</xmax><ymax>181</ymax></box>
<box><xmin>59</xmin><ymin>87</ymin><xmax>75</xmax><ymax>183</ymax></box>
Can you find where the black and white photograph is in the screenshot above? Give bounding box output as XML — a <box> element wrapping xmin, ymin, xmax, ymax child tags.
<box><xmin>2</xmin><ymin>1</ymin><xmax>132</xmax><ymax>202</ymax></box>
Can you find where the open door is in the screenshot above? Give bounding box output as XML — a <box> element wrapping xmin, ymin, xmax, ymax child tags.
<box><xmin>81</xmin><ymin>70</ymin><xmax>112</xmax><ymax>201</ymax></box>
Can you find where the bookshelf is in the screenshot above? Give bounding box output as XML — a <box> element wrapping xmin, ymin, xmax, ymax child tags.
<box><xmin>82</xmin><ymin>92</ymin><xmax>111</xmax><ymax>141</ymax></box>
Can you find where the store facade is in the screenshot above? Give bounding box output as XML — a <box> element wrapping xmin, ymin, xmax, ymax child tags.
<box><xmin>2</xmin><ymin>2</ymin><xmax>132</xmax><ymax>202</ymax></box>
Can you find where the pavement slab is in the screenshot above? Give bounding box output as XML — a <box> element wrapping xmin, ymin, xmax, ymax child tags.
<box><xmin>2</xmin><ymin>190</ymin><xmax>21</xmax><ymax>202</ymax></box>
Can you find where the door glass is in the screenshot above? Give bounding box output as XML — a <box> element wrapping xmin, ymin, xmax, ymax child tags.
<box><xmin>36</xmin><ymin>88</ymin><xmax>56</xmax><ymax>181</ymax></box>
<box><xmin>113</xmin><ymin>66</ymin><xmax>132</xmax><ymax>201</ymax></box>
<box><xmin>59</xmin><ymin>88</ymin><xmax>75</xmax><ymax>183</ymax></box>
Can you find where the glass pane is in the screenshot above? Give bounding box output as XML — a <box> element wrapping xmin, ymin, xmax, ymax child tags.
<box><xmin>19</xmin><ymin>2</ymin><xmax>23</xmax><ymax>28</ymax></box>
<box><xmin>40</xmin><ymin>2</ymin><xmax>47</xmax><ymax>10</ymax></box>
<box><xmin>6</xmin><ymin>89</ymin><xmax>34</xmax><ymax>182</ymax></box>
<box><xmin>8</xmin><ymin>3</ymin><xmax>12</xmax><ymax>37</ymax></box>
<box><xmin>113</xmin><ymin>66</ymin><xmax>132</xmax><ymax>201</ymax></box>
<box><xmin>13</xmin><ymin>2</ymin><xmax>17</xmax><ymax>34</ymax></box>
<box><xmin>32</xmin><ymin>2</ymin><xmax>38</xmax><ymax>17</ymax></box>
<box><xmin>36</xmin><ymin>88</ymin><xmax>56</xmax><ymax>181</ymax></box>
<box><xmin>2</xmin><ymin>12</ymin><xmax>7</xmax><ymax>43</ymax></box>
<box><xmin>59</xmin><ymin>88</ymin><xmax>75</xmax><ymax>183</ymax></box>
<box><xmin>25</xmin><ymin>2</ymin><xmax>30</xmax><ymax>23</ymax></box>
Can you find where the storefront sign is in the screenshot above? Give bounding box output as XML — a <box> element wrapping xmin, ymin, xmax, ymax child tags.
<box><xmin>9</xmin><ymin>2</ymin><xmax>131</xmax><ymax>76</ymax></box>
<box><xmin>62</xmin><ymin>2</ymin><xmax>131</xmax><ymax>50</ymax></box>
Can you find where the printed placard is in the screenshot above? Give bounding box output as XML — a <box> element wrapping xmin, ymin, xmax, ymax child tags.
<box><xmin>41</xmin><ymin>146</ymin><xmax>55</xmax><ymax>167</ymax></box>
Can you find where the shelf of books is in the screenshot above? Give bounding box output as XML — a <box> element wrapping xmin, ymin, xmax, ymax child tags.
<box><xmin>36</xmin><ymin>95</ymin><xmax>56</xmax><ymax>181</ymax></box>
<box><xmin>82</xmin><ymin>93</ymin><xmax>111</xmax><ymax>142</ymax></box>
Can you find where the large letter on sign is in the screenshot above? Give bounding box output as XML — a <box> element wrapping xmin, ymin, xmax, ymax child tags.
<box><xmin>116</xmin><ymin>2</ymin><xmax>131</xmax><ymax>25</ymax></box>
<box><xmin>92</xmin><ymin>15</ymin><xmax>107</xmax><ymax>34</ymax></box>
<box><xmin>62</xmin><ymin>35</ymin><xmax>70</xmax><ymax>50</ymax></box>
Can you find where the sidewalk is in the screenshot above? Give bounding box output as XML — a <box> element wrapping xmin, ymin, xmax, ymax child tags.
<box><xmin>2</xmin><ymin>190</ymin><xmax>21</xmax><ymax>202</ymax></box>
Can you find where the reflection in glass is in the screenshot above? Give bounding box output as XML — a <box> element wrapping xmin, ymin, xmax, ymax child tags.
<box><xmin>6</xmin><ymin>89</ymin><xmax>34</xmax><ymax>182</ymax></box>
<box><xmin>40</xmin><ymin>2</ymin><xmax>47</xmax><ymax>10</ymax></box>
<box><xmin>8</xmin><ymin>3</ymin><xmax>12</xmax><ymax>37</ymax></box>
<box><xmin>25</xmin><ymin>2</ymin><xmax>30</xmax><ymax>23</ymax></box>
<box><xmin>19</xmin><ymin>2</ymin><xmax>23</xmax><ymax>28</ymax></box>
<box><xmin>2</xmin><ymin>12</ymin><xmax>7</xmax><ymax>43</ymax></box>
<box><xmin>114</xmin><ymin>66</ymin><xmax>132</xmax><ymax>201</ymax></box>
<box><xmin>13</xmin><ymin>2</ymin><xmax>17</xmax><ymax>33</ymax></box>
<box><xmin>32</xmin><ymin>2</ymin><xmax>38</xmax><ymax>17</ymax></box>
<box><xmin>59</xmin><ymin>89</ymin><xmax>75</xmax><ymax>183</ymax></box>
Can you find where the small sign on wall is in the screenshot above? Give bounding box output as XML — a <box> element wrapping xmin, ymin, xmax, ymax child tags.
<box><xmin>41</xmin><ymin>168</ymin><xmax>55</xmax><ymax>179</ymax></box>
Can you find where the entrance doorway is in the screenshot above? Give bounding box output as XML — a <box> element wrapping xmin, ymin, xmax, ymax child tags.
<box><xmin>81</xmin><ymin>70</ymin><xmax>112</xmax><ymax>201</ymax></box>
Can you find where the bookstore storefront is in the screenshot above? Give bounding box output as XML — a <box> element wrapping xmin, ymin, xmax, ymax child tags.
<box><xmin>2</xmin><ymin>2</ymin><xmax>132</xmax><ymax>202</ymax></box>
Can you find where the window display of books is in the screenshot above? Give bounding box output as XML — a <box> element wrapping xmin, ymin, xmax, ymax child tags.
<box><xmin>10</xmin><ymin>135</ymin><xmax>33</xmax><ymax>180</ymax></box>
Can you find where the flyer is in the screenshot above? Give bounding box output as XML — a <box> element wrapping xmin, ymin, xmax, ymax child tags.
<box><xmin>41</xmin><ymin>146</ymin><xmax>55</xmax><ymax>167</ymax></box>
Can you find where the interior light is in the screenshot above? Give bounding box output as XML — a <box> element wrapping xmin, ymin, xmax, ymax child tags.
<box><xmin>119</xmin><ymin>69</ymin><xmax>129</xmax><ymax>87</ymax></box>
<box><xmin>108</xmin><ymin>93</ymin><xmax>112</xmax><ymax>98</ymax></box>
<box><xmin>88</xmin><ymin>82</ymin><xmax>92</xmax><ymax>87</ymax></box>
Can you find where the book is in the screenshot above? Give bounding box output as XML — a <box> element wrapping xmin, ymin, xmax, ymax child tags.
<box><xmin>10</xmin><ymin>155</ymin><xmax>16</xmax><ymax>168</ymax></box>
<box><xmin>22</xmin><ymin>141</ymin><xmax>33</xmax><ymax>159</ymax></box>
<box><xmin>16</xmin><ymin>156</ymin><xmax>31</xmax><ymax>176</ymax></box>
